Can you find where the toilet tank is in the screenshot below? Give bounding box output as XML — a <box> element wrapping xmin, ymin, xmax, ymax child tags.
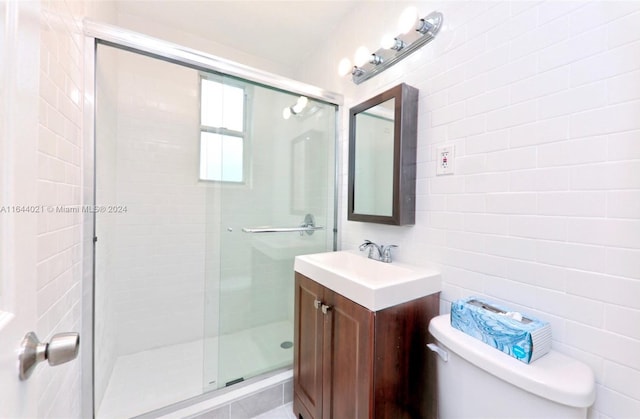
<box><xmin>429</xmin><ymin>314</ymin><xmax>596</xmax><ymax>419</ymax></box>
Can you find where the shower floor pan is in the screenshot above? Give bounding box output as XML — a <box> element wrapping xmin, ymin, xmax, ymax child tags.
<box><xmin>97</xmin><ymin>320</ymin><xmax>293</xmax><ymax>419</ymax></box>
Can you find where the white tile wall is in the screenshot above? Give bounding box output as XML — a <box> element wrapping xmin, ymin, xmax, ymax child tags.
<box><xmin>36</xmin><ymin>1</ymin><xmax>87</xmax><ymax>417</ymax></box>
<box><xmin>106</xmin><ymin>50</ymin><xmax>207</xmax><ymax>356</ymax></box>
<box><xmin>296</xmin><ymin>1</ymin><xmax>640</xmax><ymax>417</ymax></box>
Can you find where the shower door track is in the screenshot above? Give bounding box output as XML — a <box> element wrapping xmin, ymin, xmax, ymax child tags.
<box><xmin>83</xmin><ymin>20</ymin><xmax>343</xmax><ymax>105</ymax></box>
<box><xmin>82</xmin><ymin>20</ymin><xmax>342</xmax><ymax>418</ymax></box>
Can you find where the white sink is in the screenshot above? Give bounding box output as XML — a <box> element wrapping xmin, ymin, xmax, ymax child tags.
<box><xmin>294</xmin><ymin>250</ymin><xmax>441</xmax><ymax>311</ymax></box>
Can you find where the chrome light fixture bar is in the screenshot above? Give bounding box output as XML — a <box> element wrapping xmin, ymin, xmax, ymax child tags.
<box><xmin>351</xmin><ymin>11</ymin><xmax>443</xmax><ymax>85</ymax></box>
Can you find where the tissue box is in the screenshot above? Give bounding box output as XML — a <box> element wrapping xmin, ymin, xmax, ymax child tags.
<box><xmin>450</xmin><ymin>297</ymin><xmax>552</xmax><ymax>364</ymax></box>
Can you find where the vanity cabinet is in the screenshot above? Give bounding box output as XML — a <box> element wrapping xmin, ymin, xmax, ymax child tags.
<box><xmin>293</xmin><ymin>272</ymin><xmax>439</xmax><ymax>419</ymax></box>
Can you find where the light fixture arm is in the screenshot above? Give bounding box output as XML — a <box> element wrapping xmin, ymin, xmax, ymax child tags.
<box><xmin>350</xmin><ymin>11</ymin><xmax>443</xmax><ymax>85</ymax></box>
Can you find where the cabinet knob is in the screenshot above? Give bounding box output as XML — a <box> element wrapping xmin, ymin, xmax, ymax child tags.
<box><xmin>314</xmin><ymin>299</ymin><xmax>321</xmax><ymax>309</ymax></box>
<box><xmin>321</xmin><ymin>304</ymin><xmax>332</xmax><ymax>314</ymax></box>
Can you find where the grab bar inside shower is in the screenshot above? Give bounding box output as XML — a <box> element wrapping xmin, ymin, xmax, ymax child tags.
<box><xmin>242</xmin><ymin>213</ymin><xmax>323</xmax><ymax>235</ymax></box>
<box><xmin>242</xmin><ymin>226</ymin><xmax>324</xmax><ymax>233</ymax></box>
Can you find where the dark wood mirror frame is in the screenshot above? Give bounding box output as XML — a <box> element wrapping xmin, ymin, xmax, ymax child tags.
<box><xmin>348</xmin><ymin>83</ymin><xmax>419</xmax><ymax>225</ymax></box>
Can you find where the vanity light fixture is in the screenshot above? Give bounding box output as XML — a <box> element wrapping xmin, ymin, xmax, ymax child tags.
<box><xmin>339</xmin><ymin>9</ymin><xmax>444</xmax><ymax>85</ymax></box>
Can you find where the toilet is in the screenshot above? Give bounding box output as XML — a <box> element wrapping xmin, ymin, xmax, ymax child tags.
<box><xmin>428</xmin><ymin>314</ymin><xmax>596</xmax><ymax>419</ymax></box>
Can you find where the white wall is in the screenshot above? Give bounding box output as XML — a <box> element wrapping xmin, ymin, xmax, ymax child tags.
<box><xmin>297</xmin><ymin>1</ymin><xmax>640</xmax><ymax>418</ymax></box>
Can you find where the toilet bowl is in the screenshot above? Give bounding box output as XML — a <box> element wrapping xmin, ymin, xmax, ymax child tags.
<box><xmin>428</xmin><ymin>314</ymin><xmax>596</xmax><ymax>419</ymax></box>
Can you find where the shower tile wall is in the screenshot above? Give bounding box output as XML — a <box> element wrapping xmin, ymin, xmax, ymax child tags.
<box><xmin>109</xmin><ymin>51</ymin><xmax>206</xmax><ymax>357</ymax></box>
<box><xmin>298</xmin><ymin>1</ymin><xmax>640</xmax><ymax>418</ymax></box>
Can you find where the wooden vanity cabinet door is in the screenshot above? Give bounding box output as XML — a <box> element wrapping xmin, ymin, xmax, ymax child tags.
<box><xmin>294</xmin><ymin>273</ymin><xmax>325</xmax><ymax>419</ymax></box>
<box><xmin>323</xmin><ymin>288</ymin><xmax>374</xmax><ymax>419</ymax></box>
<box><xmin>294</xmin><ymin>273</ymin><xmax>437</xmax><ymax>419</ymax></box>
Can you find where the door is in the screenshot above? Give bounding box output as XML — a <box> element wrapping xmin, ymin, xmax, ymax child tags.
<box><xmin>294</xmin><ymin>273</ymin><xmax>325</xmax><ymax>419</ymax></box>
<box><xmin>323</xmin><ymin>289</ymin><xmax>374</xmax><ymax>419</ymax></box>
<box><xmin>205</xmin><ymin>79</ymin><xmax>337</xmax><ymax>390</ymax></box>
<box><xmin>93</xmin><ymin>42</ymin><xmax>337</xmax><ymax>417</ymax></box>
<box><xmin>293</xmin><ymin>275</ymin><xmax>374</xmax><ymax>419</ymax></box>
<box><xmin>0</xmin><ymin>1</ymin><xmax>40</xmax><ymax>417</ymax></box>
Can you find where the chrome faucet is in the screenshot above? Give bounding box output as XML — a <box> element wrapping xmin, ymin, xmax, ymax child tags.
<box><xmin>359</xmin><ymin>240</ymin><xmax>397</xmax><ymax>263</ymax></box>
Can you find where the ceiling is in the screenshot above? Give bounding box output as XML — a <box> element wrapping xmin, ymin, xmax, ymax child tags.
<box><xmin>115</xmin><ymin>1</ymin><xmax>360</xmax><ymax>69</ymax></box>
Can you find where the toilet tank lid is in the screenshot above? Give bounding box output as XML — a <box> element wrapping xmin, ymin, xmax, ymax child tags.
<box><xmin>429</xmin><ymin>314</ymin><xmax>596</xmax><ymax>408</ymax></box>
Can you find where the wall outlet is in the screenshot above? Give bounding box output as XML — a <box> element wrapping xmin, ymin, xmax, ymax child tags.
<box><xmin>436</xmin><ymin>145</ymin><xmax>455</xmax><ymax>175</ymax></box>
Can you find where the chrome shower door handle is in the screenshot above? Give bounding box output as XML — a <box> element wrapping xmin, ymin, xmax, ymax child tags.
<box><xmin>18</xmin><ymin>331</ymin><xmax>80</xmax><ymax>380</ymax></box>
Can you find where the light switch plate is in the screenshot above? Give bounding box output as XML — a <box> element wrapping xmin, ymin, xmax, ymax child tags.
<box><xmin>436</xmin><ymin>145</ymin><xmax>455</xmax><ymax>175</ymax></box>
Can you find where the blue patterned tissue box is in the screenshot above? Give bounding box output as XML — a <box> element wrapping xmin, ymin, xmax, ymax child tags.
<box><xmin>450</xmin><ymin>297</ymin><xmax>552</xmax><ymax>364</ymax></box>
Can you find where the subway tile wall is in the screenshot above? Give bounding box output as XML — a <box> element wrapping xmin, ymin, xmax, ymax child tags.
<box><xmin>297</xmin><ymin>1</ymin><xmax>640</xmax><ymax>417</ymax></box>
<box><xmin>36</xmin><ymin>1</ymin><xmax>85</xmax><ymax>417</ymax></box>
<box><xmin>34</xmin><ymin>1</ymin><xmax>117</xmax><ymax>417</ymax></box>
<box><xmin>108</xmin><ymin>50</ymin><xmax>207</xmax><ymax>357</ymax></box>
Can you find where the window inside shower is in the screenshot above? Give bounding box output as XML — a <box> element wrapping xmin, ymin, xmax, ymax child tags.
<box><xmin>199</xmin><ymin>75</ymin><xmax>248</xmax><ymax>183</ymax></box>
<box><xmin>93</xmin><ymin>43</ymin><xmax>336</xmax><ymax>418</ymax></box>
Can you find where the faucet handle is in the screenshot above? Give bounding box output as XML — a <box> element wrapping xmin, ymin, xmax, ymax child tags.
<box><xmin>359</xmin><ymin>239</ymin><xmax>373</xmax><ymax>251</ymax></box>
<box><xmin>381</xmin><ymin>245</ymin><xmax>398</xmax><ymax>263</ymax></box>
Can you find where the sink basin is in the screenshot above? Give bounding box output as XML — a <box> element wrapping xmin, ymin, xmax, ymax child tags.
<box><xmin>294</xmin><ymin>250</ymin><xmax>441</xmax><ymax>311</ymax></box>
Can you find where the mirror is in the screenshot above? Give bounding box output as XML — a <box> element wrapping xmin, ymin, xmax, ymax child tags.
<box><xmin>291</xmin><ymin>129</ymin><xmax>326</xmax><ymax>214</ymax></box>
<box><xmin>348</xmin><ymin>83</ymin><xmax>418</xmax><ymax>225</ymax></box>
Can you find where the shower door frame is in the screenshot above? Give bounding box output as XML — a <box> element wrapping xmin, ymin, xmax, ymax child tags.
<box><xmin>82</xmin><ymin>21</ymin><xmax>342</xmax><ymax>418</ymax></box>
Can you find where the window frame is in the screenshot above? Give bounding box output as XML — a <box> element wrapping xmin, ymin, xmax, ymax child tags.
<box><xmin>198</xmin><ymin>73</ymin><xmax>252</xmax><ymax>185</ymax></box>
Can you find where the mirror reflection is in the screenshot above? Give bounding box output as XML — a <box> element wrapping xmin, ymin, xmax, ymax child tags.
<box><xmin>353</xmin><ymin>98</ymin><xmax>395</xmax><ymax>216</ymax></box>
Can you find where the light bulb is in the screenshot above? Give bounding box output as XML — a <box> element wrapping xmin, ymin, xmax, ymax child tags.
<box><xmin>292</xmin><ymin>96</ymin><xmax>308</xmax><ymax>114</ymax></box>
<box><xmin>397</xmin><ymin>6</ymin><xmax>418</xmax><ymax>34</ymax></box>
<box><xmin>354</xmin><ymin>46</ymin><xmax>371</xmax><ymax>68</ymax></box>
<box><xmin>338</xmin><ymin>57</ymin><xmax>352</xmax><ymax>77</ymax></box>
<box><xmin>282</xmin><ymin>107</ymin><xmax>291</xmax><ymax>120</ymax></box>
<box><xmin>380</xmin><ymin>33</ymin><xmax>396</xmax><ymax>50</ymax></box>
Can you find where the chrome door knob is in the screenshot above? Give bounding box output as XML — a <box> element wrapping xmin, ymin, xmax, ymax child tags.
<box><xmin>18</xmin><ymin>331</ymin><xmax>79</xmax><ymax>380</ymax></box>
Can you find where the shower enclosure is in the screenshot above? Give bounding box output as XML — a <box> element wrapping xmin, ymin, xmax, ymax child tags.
<box><xmin>91</xmin><ymin>30</ymin><xmax>337</xmax><ymax>418</ymax></box>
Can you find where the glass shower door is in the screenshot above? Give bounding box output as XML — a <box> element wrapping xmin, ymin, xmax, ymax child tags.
<box><xmin>202</xmin><ymin>80</ymin><xmax>336</xmax><ymax>390</ymax></box>
<box><xmin>94</xmin><ymin>41</ymin><xmax>336</xmax><ymax>418</ymax></box>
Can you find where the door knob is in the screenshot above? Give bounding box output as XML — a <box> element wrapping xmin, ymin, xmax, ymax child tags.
<box><xmin>18</xmin><ymin>331</ymin><xmax>79</xmax><ymax>380</ymax></box>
